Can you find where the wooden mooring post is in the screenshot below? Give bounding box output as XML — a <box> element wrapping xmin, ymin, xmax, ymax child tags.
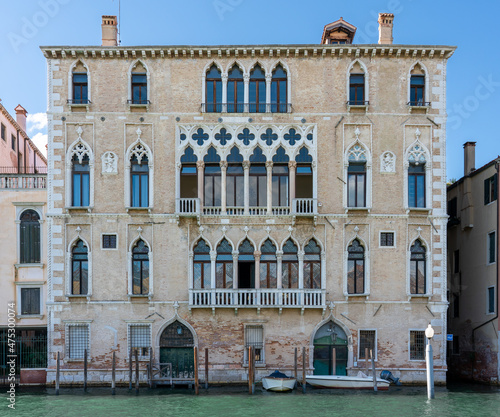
<box><xmin>194</xmin><ymin>346</ymin><xmax>199</xmax><ymax>395</ymax></box>
<box><xmin>302</xmin><ymin>346</ymin><xmax>306</xmax><ymax>393</ymax></box>
<box><xmin>248</xmin><ymin>346</ymin><xmax>254</xmax><ymax>395</ymax></box>
<box><xmin>135</xmin><ymin>349</ymin><xmax>139</xmax><ymax>393</ymax></box>
<box><xmin>84</xmin><ymin>349</ymin><xmax>88</xmax><ymax>391</ymax></box>
<box><xmin>332</xmin><ymin>348</ymin><xmax>336</xmax><ymax>375</ymax></box>
<box><xmin>111</xmin><ymin>351</ymin><xmax>116</xmax><ymax>395</ymax></box>
<box><xmin>128</xmin><ymin>348</ymin><xmax>133</xmax><ymax>390</ymax></box>
<box><xmin>149</xmin><ymin>347</ymin><xmax>153</xmax><ymax>389</ymax></box>
<box><xmin>294</xmin><ymin>347</ymin><xmax>298</xmax><ymax>379</ymax></box>
<box><xmin>370</xmin><ymin>349</ymin><xmax>378</xmax><ymax>392</ymax></box>
<box><xmin>365</xmin><ymin>348</ymin><xmax>369</xmax><ymax>375</ymax></box>
<box><xmin>55</xmin><ymin>351</ymin><xmax>60</xmax><ymax>395</ymax></box>
<box><xmin>205</xmin><ymin>348</ymin><xmax>209</xmax><ymax>390</ymax></box>
<box><xmin>251</xmin><ymin>345</ymin><xmax>256</xmax><ymax>394</ymax></box>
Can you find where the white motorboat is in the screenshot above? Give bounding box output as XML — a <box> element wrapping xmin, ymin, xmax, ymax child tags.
<box><xmin>262</xmin><ymin>370</ymin><xmax>297</xmax><ymax>392</ymax></box>
<box><xmin>306</xmin><ymin>373</ymin><xmax>390</xmax><ymax>390</ymax></box>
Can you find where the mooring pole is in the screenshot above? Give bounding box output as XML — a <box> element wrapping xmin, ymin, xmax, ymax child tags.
<box><xmin>248</xmin><ymin>346</ymin><xmax>253</xmax><ymax>395</ymax></box>
<box><xmin>205</xmin><ymin>348</ymin><xmax>209</xmax><ymax>390</ymax></box>
<box><xmin>111</xmin><ymin>351</ymin><xmax>116</xmax><ymax>395</ymax></box>
<box><xmin>251</xmin><ymin>345</ymin><xmax>256</xmax><ymax>395</ymax></box>
<box><xmin>194</xmin><ymin>346</ymin><xmax>199</xmax><ymax>395</ymax></box>
<box><xmin>128</xmin><ymin>348</ymin><xmax>132</xmax><ymax>390</ymax></box>
<box><xmin>425</xmin><ymin>324</ymin><xmax>435</xmax><ymax>400</ymax></box>
<box><xmin>135</xmin><ymin>349</ymin><xmax>139</xmax><ymax>393</ymax></box>
<box><xmin>84</xmin><ymin>349</ymin><xmax>88</xmax><ymax>391</ymax></box>
<box><xmin>332</xmin><ymin>348</ymin><xmax>336</xmax><ymax>376</ymax></box>
<box><xmin>302</xmin><ymin>346</ymin><xmax>306</xmax><ymax>393</ymax></box>
<box><xmin>56</xmin><ymin>351</ymin><xmax>60</xmax><ymax>395</ymax></box>
<box><xmin>371</xmin><ymin>349</ymin><xmax>378</xmax><ymax>392</ymax></box>
<box><xmin>149</xmin><ymin>347</ymin><xmax>153</xmax><ymax>388</ymax></box>
<box><xmin>294</xmin><ymin>347</ymin><xmax>298</xmax><ymax>379</ymax></box>
<box><xmin>365</xmin><ymin>348</ymin><xmax>369</xmax><ymax>375</ymax></box>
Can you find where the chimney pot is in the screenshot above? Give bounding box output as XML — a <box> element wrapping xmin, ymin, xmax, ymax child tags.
<box><xmin>463</xmin><ymin>141</ymin><xmax>476</xmax><ymax>176</ymax></box>
<box><xmin>102</xmin><ymin>15</ymin><xmax>118</xmax><ymax>47</ymax></box>
<box><xmin>14</xmin><ymin>105</ymin><xmax>27</xmax><ymax>132</ymax></box>
<box><xmin>378</xmin><ymin>13</ymin><xmax>394</xmax><ymax>44</ymax></box>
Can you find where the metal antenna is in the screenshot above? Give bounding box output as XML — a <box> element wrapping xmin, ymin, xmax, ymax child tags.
<box><xmin>118</xmin><ymin>0</ymin><xmax>121</xmax><ymax>45</ymax></box>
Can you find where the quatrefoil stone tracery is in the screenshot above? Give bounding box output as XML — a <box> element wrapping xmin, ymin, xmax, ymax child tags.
<box><xmin>131</xmin><ymin>143</ymin><xmax>149</xmax><ymax>164</ymax></box>
<box><xmin>408</xmin><ymin>144</ymin><xmax>427</xmax><ymax>164</ymax></box>
<box><xmin>71</xmin><ymin>142</ymin><xmax>91</xmax><ymax>164</ymax></box>
<box><xmin>348</xmin><ymin>144</ymin><xmax>367</xmax><ymax>162</ymax></box>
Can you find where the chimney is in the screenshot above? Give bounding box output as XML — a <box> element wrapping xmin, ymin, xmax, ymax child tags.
<box><xmin>378</xmin><ymin>13</ymin><xmax>394</xmax><ymax>44</ymax></box>
<box><xmin>463</xmin><ymin>142</ymin><xmax>476</xmax><ymax>176</ymax></box>
<box><xmin>14</xmin><ymin>104</ymin><xmax>27</xmax><ymax>132</ymax></box>
<box><xmin>101</xmin><ymin>15</ymin><xmax>118</xmax><ymax>47</ymax></box>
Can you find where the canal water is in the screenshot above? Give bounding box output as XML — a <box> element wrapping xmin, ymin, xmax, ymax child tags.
<box><xmin>2</xmin><ymin>384</ymin><xmax>499</xmax><ymax>417</ymax></box>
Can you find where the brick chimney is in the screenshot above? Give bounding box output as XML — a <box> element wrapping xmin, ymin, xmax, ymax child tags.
<box><xmin>378</xmin><ymin>13</ymin><xmax>394</xmax><ymax>44</ymax></box>
<box><xmin>463</xmin><ymin>142</ymin><xmax>476</xmax><ymax>176</ymax></box>
<box><xmin>14</xmin><ymin>104</ymin><xmax>27</xmax><ymax>132</ymax></box>
<box><xmin>101</xmin><ymin>15</ymin><xmax>118</xmax><ymax>47</ymax></box>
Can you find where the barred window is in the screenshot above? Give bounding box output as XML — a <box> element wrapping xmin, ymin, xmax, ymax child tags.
<box><xmin>380</xmin><ymin>232</ymin><xmax>394</xmax><ymax>247</ymax></box>
<box><xmin>128</xmin><ymin>324</ymin><xmax>151</xmax><ymax>358</ymax></box>
<box><xmin>244</xmin><ymin>325</ymin><xmax>264</xmax><ymax>365</ymax></box>
<box><xmin>102</xmin><ymin>234</ymin><xmax>117</xmax><ymax>249</ymax></box>
<box><xmin>410</xmin><ymin>330</ymin><xmax>425</xmax><ymax>360</ymax></box>
<box><xmin>67</xmin><ymin>324</ymin><xmax>89</xmax><ymax>360</ymax></box>
<box><xmin>359</xmin><ymin>330</ymin><xmax>376</xmax><ymax>359</ymax></box>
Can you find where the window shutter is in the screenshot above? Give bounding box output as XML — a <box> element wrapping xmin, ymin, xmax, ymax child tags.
<box><xmin>20</xmin><ymin>221</ymin><xmax>27</xmax><ymax>263</ymax></box>
<box><xmin>484</xmin><ymin>178</ymin><xmax>490</xmax><ymax>205</ymax></box>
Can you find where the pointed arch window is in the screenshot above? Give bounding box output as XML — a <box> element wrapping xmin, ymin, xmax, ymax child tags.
<box><xmin>296</xmin><ymin>147</ymin><xmax>313</xmax><ymax>199</ymax></box>
<box><xmin>72</xmin><ymin>154</ymin><xmax>90</xmax><ymax>207</ymax></box>
<box><xmin>271</xmin><ymin>65</ymin><xmax>288</xmax><ymax>113</ymax></box>
<box><xmin>282</xmin><ymin>239</ymin><xmax>298</xmax><ymax>289</ymax></box>
<box><xmin>216</xmin><ymin>239</ymin><xmax>233</xmax><ymax>288</ymax></box>
<box><xmin>349</xmin><ymin>64</ymin><xmax>366</xmax><ymax>105</ymax></box>
<box><xmin>72</xmin><ymin>72</ymin><xmax>88</xmax><ymax>104</ymax></box>
<box><xmin>20</xmin><ymin>210</ymin><xmax>40</xmax><ymax>264</ymax></box>
<box><xmin>260</xmin><ymin>239</ymin><xmax>277</xmax><ymax>288</ymax></box>
<box><xmin>238</xmin><ymin>239</ymin><xmax>255</xmax><ymax>289</ymax></box>
<box><xmin>193</xmin><ymin>240</ymin><xmax>211</xmax><ymax>289</ymax></box>
<box><xmin>227</xmin><ymin>147</ymin><xmax>244</xmax><ymax>208</ymax></box>
<box><xmin>347</xmin><ymin>145</ymin><xmax>367</xmax><ymax>208</ymax></box>
<box><xmin>227</xmin><ymin>65</ymin><xmax>244</xmax><ymax>113</ymax></box>
<box><xmin>304</xmin><ymin>239</ymin><xmax>321</xmax><ymax>289</ymax></box>
<box><xmin>409</xmin><ymin>64</ymin><xmax>426</xmax><ymax>106</ymax></box>
<box><xmin>272</xmin><ymin>148</ymin><xmax>289</xmax><ymax>207</ymax></box>
<box><xmin>410</xmin><ymin>240</ymin><xmax>426</xmax><ymax>294</ymax></box>
<box><xmin>72</xmin><ymin>240</ymin><xmax>88</xmax><ymax>295</ymax></box>
<box><xmin>249</xmin><ymin>148</ymin><xmax>267</xmax><ymax>207</ymax></box>
<box><xmin>180</xmin><ymin>147</ymin><xmax>198</xmax><ymax>199</ymax></box>
<box><xmin>204</xmin><ymin>147</ymin><xmax>221</xmax><ymax>207</ymax></box>
<box><xmin>205</xmin><ymin>65</ymin><xmax>222</xmax><ymax>112</ymax></box>
<box><xmin>132</xmin><ymin>240</ymin><xmax>149</xmax><ymax>295</ymax></box>
<box><xmin>131</xmin><ymin>154</ymin><xmax>149</xmax><ymax>207</ymax></box>
<box><xmin>249</xmin><ymin>65</ymin><xmax>266</xmax><ymax>113</ymax></box>
<box><xmin>347</xmin><ymin>239</ymin><xmax>364</xmax><ymax>294</ymax></box>
<box><xmin>408</xmin><ymin>144</ymin><xmax>427</xmax><ymax>208</ymax></box>
<box><xmin>131</xmin><ymin>73</ymin><xmax>148</xmax><ymax>104</ymax></box>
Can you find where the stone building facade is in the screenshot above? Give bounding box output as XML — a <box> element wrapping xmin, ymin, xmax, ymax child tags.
<box><xmin>41</xmin><ymin>14</ymin><xmax>455</xmax><ymax>385</ymax></box>
<box><xmin>447</xmin><ymin>143</ymin><xmax>499</xmax><ymax>384</ymax></box>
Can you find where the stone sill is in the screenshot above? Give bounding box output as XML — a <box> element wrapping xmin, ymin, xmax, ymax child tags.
<box><xmin>65</xmin><ymin>206</ymin><xmax>93</xmax><ymax>214</ymax></box>
<box><xmin>16</xmin><ymin>315</ymin><xmax>44</xmax><ymax>320</ymax></box>
<box><xmin>126</xmin><ymin>207</ymin><xmax>152</xmax><ymax>214</ymax></box>
<box><xmin>69</xmin><ymin>104</ymin><xmax>90</xmax><ymax>112</ymax></box>
<box><xmin>15</xmin><ymin>263</ymin><xmax>44</xmax><ymax>269</ymax></box>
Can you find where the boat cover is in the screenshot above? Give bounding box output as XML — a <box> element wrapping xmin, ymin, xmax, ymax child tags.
<box><xmin>268</xmin><ymin>370</ymin><xmax>290</xmax><ymax>379</ymax></box>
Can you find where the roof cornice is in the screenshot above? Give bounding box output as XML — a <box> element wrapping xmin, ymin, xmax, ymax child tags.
<box><xmin>40</xmin><ymin>44</ymin><xmax>457</xmax><ymax>60</ymax></box>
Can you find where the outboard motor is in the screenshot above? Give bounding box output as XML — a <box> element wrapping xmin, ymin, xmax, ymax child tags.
<box><xmin>380</xmin><ymin>370</ymin><xmax>402</xmax><ymax>386</ymax></box>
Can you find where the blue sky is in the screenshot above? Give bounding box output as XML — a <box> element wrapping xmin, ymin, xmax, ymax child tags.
<box><xmin>0</xmin><ymin>0</ymin><xmax>498</xmax><ymax>180</ymax></box>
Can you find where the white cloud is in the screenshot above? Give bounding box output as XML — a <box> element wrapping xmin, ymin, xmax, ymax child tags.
<box><xmin>31</xmin><ymin>132</ymin><xmax>48</xmax><ymax>158</ymax></box>
<box><xmin>27</xmin><ymin>113</ymin><xmax>47</xmax><ymax>133</ymax></box>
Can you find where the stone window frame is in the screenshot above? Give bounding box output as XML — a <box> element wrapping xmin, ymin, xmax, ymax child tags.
<box><xmin>127</xmin><ymin>234</ymin><xmax>154</xmax><ymax>298</ymax></box>
<box><xmin>487</xmin><ymin>230</ymin><xmax>496</xmax><ymax>265</ymax></box>
<box><xmin>15</xmin><ymin>282</ymin><xmax>44</xmax><ymax>319</ymax></box>
<box><xmin>406</xmin><ymin>237</ymin><xmax>431</xmax><ymax>298</ymax></box>
<box><xmin>67</xmin><ymin>59</ymin><xmax>92</xmax><ymax>105</ymax></box>
<box><xmin>243</xmin><ymin>323</ymin><xmax>265</xmax><ymax>367</ymax></box>
<box><xmin>344</xmin><ymin>140</ymin><xmax>372</xmax><ymax>210</ymax></box>
<box><xmin>358</xmin><ymin>329</ymin><xmax>377</xmax><ymax>361</ymax></box>
<box><xmin>124</xmin><ymin>134</ymin><xmax>154</xmax><ymax>210</ymax></box>
<box><xmin>486</xmin><ymin>285</ymin><xmax>496</xmax><ymax>315</ymax></box>
<box><xmin>408</xmin><ymin>329</ymin><xmax>425</xmax><ymax>361</ymax></box>
<box><xmin>343</xmin><ymin>235</ymin><xmax>371</xmax><ymax>297</ymax></box>
<box><xmin>379</xmin><ymin>231</ymin><xmax>396</xmax><ymax>248</ymax></box>
<box><xmin>64</xmin><ymin>321</ymin><xmax>91</xmax><ymax>362</ymax></box>
<box><xmin>13</xmin><ymin>203</ymin><xmax>45</xmax><ymax>268</ymax></box>
<box><xmin>127</xmin><ymin>322</ymin><xmax>153</xmax><ymax>361</ymax></box>
<box><xmin>65</xmin><ymin>233</ymin><xmax>92</xmax><ymax>298</ymax></box>
<box><xmin>407</xmin><ymin>61</ymin><xmax>430</xmax><ymax>107</ymax></box>
<box><xmin>404</xmin><ymin>139</ymin><xmax>431</xmax><ymax>211</ymax></box>
<box><xmin>127</xmin><ymin>59</ymin><xmax>151</xmax><ymax>107</ymax></box>
<box><xmin>346</xmin><ymin>59</ymin><xmax>369</xmax><ymax>106</ymax></box>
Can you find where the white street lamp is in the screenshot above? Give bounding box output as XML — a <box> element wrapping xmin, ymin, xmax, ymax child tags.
<box><xmin>425</xmin><ymin>323</ymin><xmax>435</xmax><ymax>399</ymax></box>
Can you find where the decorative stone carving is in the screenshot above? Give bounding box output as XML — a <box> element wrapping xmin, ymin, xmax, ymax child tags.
<box><xmin>408</xmin><ymin>142</ymin><xmax>427</xmax><ymax>165</ymax></box>
<box><xmin>348</xmin><ymin>143</ymin><xmax>367</xmax><ymax>162</ymax></box>
<box><xmin>101</xmin><ymin>152</ymin><xmax>118</xmax><ymax>174</ymax></box>
<box><xmin>380</xmin><ymin>151</ymin><xmax>395</xmax><ymax>173</ymax></box>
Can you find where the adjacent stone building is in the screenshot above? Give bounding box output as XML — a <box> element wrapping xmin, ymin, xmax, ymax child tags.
<box><xmin>447</xmin><ymin>143</ymin><xmax>499</xmax><ymax>384</ymax></box>
<box><xmin>0</xmin><ymin>102</ymin><xmax>48</xmax><ymax>384</ymax></box>
<box><xmin>41</xmin><ymin>14</ymin><xmax>455</xmax><ymax>385</ymax></box>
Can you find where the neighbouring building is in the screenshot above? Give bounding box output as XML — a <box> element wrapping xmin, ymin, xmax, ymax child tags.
<box><xmin>0</xmin><ymin>101</ymin><xmax>48</xmax><ymax>384</ymax></box>
<box><xmin>447</xmin><ymin>142</ymin><xmax>499</xmax><ymax>384</ymax></box>
<box><xmin>41</xmin><ymin>13</ymin><xmax>455</xmax><ymax>386</ymax></box>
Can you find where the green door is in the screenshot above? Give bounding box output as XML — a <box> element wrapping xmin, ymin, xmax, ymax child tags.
<box><xmin>159</xmin><ymin>321</ymin><xmax>195</xmax><ymax>379</ymax></box>
<box><xmin>313</xmin><ymin>322</ymin><xmax>348</xmax><ymax>376</ymax></box>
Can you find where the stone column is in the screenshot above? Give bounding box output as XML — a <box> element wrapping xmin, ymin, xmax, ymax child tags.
<box><xmin>175</xmin><ymin>162</ymin><xmax>181</xmax><ymax>212</ymax></box>
<box><xmin>289</xmin><ymin>161</ymin><xmax>297</xmax><ymax>212</ymax></box>
<box><xmin>221</xmin><ymin>74</ymin><xmax>228</xmax><ymax>112</ymax></box>
<box><xmin>276</xmin><ymin>250</ymin><xmax>283</xmax><ymax>289</ymax></box>
<box><xmin>265</xmin><ymin>74</ymin><xmax>272</xmax><ymax>113</ymax></box>
<box><xmin>220</xmin><ymin>161</ymin><xmax>228</xmax><ymax>215</ymax></box>
<box><xmin>254</xmin><ymin>251</ymin><xmax>261</xmax><ymax>289</ymax></box>
<box><xmin>232</xmin><ymin>250</ymin><xmax>239</xmax><ymax>289</ymax></box>
<box><xmin>266</xmin><ymin>161</ymin><xmax>273</xmax><ymax>215</ymax></box>
<box><xmin>188</xmin><ymin>252</ymin><xmax>194</xmax><ymax>305</ymax></box>
<box><xmin>244</xmin><ymin>74</ymin><xmax>250</xmax><ymax>113</ymax></box>
<box><xmin>210</xmin><ymin>250</ymin><xmax>217</xmax><ymax>305</ymax></box>
<box><xmin>243</xmin><ymin>161</ymin><xmax>250</xmax><ymax>215</ymax></box>
<box><xmin>298</xmin><ymin>250</ymin><xmax>305</xmax><ymax>289</ymax></box>
<box><xmin>196</xmin><ymin>161</ymin><xmax>205</xmax><ymax>211</ymax></box>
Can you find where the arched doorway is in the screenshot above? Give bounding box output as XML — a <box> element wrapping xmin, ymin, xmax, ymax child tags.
<box><xmin>313</xmin><ymin>321</ymin><xmax>348</xmax><ymax>376</ymax></box>
<box><xmin>159</xmin><ymin>321</ymin><xmax>195</xmax><ymax>379</ymax></box>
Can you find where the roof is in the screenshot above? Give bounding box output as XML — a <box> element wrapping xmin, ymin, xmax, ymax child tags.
<box><xmin>447</xmin><ymin>158</ymin><xmax>500</xmax><ymax>191</ymax></box>
<box><xmin>321</xmin><ymin>17</ymin><xmax>357</xmax><ymax>43</ymax></box>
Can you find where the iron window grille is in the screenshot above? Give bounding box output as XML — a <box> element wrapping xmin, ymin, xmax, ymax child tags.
<box><xmin>67</xmin><ymin>324</ymin><xmax>89</xmax><ymax>360</ymax></box>
<box><xmin>359</xmin><ymin>330</ymin><xmax>376</xmax><ymax>359</ymax></box>
<box><xmin>102</xmin><ymin>234</ymin><xmax>117</xmax><ymax>249</ymax></box>
<box><xmin>244</xmin><ymin>325</ymin><xmax>264</xmax><ymax>365</ymax></box>
<box><xmin>410</xmin><ymin>330</ymin><xmax>425</xmax><ymax>360</ymax></box>
<box><xmin>128</xmin><ymin>324</ymin><xmax>151</xmax><ymax>359</ymax></box>
<box><xmin>380</xmin><ymin>232</ymin><xmax>394</xmax><ymax>247</ymax></box>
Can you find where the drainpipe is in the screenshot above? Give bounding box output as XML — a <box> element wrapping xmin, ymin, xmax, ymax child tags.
<box><xmin>471</xmin><ymin>158</ymin><xmax>500</xmax><ymax>380</ymax></box>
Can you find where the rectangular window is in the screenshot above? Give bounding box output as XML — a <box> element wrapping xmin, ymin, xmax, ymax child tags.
<box><xmin>272</xmin><ymin>165</ymin><xmax>289</xmax><ymax>207</ymax></box>
<box><xmin>11</xmin><ymin>134</ymin><xmax>16</xmax><ymax>151</ymax></box>
<box><xmin>72</xmin><ymin>73</ymin><xmax>88</xmax><ymax>104</ymax></box>
<box><xmin>410</xmin><ymin>75</ymin><xmax>425</xmax><ymax>105</ymax></box>
<box><xmin>454</xmin><ymin>250</ymin><xmax>460</xmax><ymax>273</ymax></box>
<box><xmin>102</xmin><ymin>234</ymin><xmax>117</xmax><ymax>249</ymax></box>
<box><xmin>349</xmin><ymin>74</ymin><xmax>365</xmax><ymax>105</ymax></box>
<box><xmin>1</xmin><ymin>123</ymin><xmax>5</xmax><ymax>141</ymax></box>
<box><xmin>72</xmin><ymin>160</ymin><xmax>90</xmax><ymax>207</ymax></box>
<box><xmin>244</xmin><ymin>325</ymin><xmax>264</xmax><ymax>365</ymax></box>
<box><xmin>67</xmin><ymin>324</ymin><xmax>89</xmax><ymax>360</ymax></box>
<box><xmin>487</xmin><ymin>286</ymin><xmax>495</xmax><ymax>314</ymax></box>
<box><xmin>347</xmin><ymin>163</ymin><xmax>366</xmax><ymax>207</ymax></box>
<box><xmin>408</xmin><ymin>163</ymin><xmax>426</xmax><ymax>208</ymax></box>
<box><xmin>410</xmin><ymin>330</ymin><xmax>425</xmax><ymax>360</ymax></box>
<box><xmin>488</xmin><ymin>231</ymin><xmax>496</xmax><ymax>264</ymax></box>
<box><xmin>132</xmin><ymin>73</ymin><xmax>148</xmax><ymax>104</ymax></box>
<box><xmin>359</xmin><ymin>330</ymin><xmax>376</xmax><ymax>360</ymax></box>
<box><xmin>128</xmin><ymin>324</ymin><xmax>151</xmax><ymax>358</ymax></box>
<box><xmin>20</xmin><ymin>288</ymin><xmax>40</xmax><ymax>315</ymax></box>
<box><xmin>484</xmin><ymin>174</ymin><xmax>498</xmax><ymax>205</ymax></box>
<box><xmin>380</xmin><ymin>232</ymin><xmax>394</xmax><ymax>247</ymax></box>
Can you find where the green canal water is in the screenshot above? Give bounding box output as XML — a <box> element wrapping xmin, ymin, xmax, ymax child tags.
<box><xmin>2</xmin><ymin>384</ymin><xmax>499</xmax><ymax>417</ymax></box>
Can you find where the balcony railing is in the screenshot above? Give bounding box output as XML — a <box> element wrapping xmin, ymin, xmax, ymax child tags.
<box><xmin>127</xmin><ymin>99</ymin><xmax>151</xmax><ymax>105</ymax></box>
<box><xmin>0</xmin><ymin>166</ymin><xmax>47</xmax><ymax>174</ymax></box>
<box><xmin>201</xmin><ymin>103</ymin><xmax>292</xmax><ymax>113</ymax></box>
<box><xmin>176</xmin><ymin>198</ymin><xmax>200</xmax><ymax>215</ymax></box>
<box><xmin>347</xmin><ymin>100</ymin><xmax>370</xmax><ymax>106</ymax></box>
<box><xmin>407</xmin><ymin>101</ymin><xmax>431</xmax><ymax>107</ymax></box>
<box><xmin>190</xmin><ymin>288</ymin><xmax>325</xmax><ymax>309</ymax></box>
<box><xmin>0</xmin><ymin>174</ymin><xmax>47</xmax><ymax>189</ymax></box>
<box><xmin>292</xmin><ymin>198</ymin><xmax>317</xmax><ymax>215</ymax></box>
<box><xmin>67</xmin><ymin>99</ymin><xmax>91</xmax><ymax>105</ymax></box>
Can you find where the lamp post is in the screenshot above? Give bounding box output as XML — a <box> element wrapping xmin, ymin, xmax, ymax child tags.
<box><xmin>425</xmin><ymin>323</ymin><xmax>435</xmax><ymax>399</ymax></box>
